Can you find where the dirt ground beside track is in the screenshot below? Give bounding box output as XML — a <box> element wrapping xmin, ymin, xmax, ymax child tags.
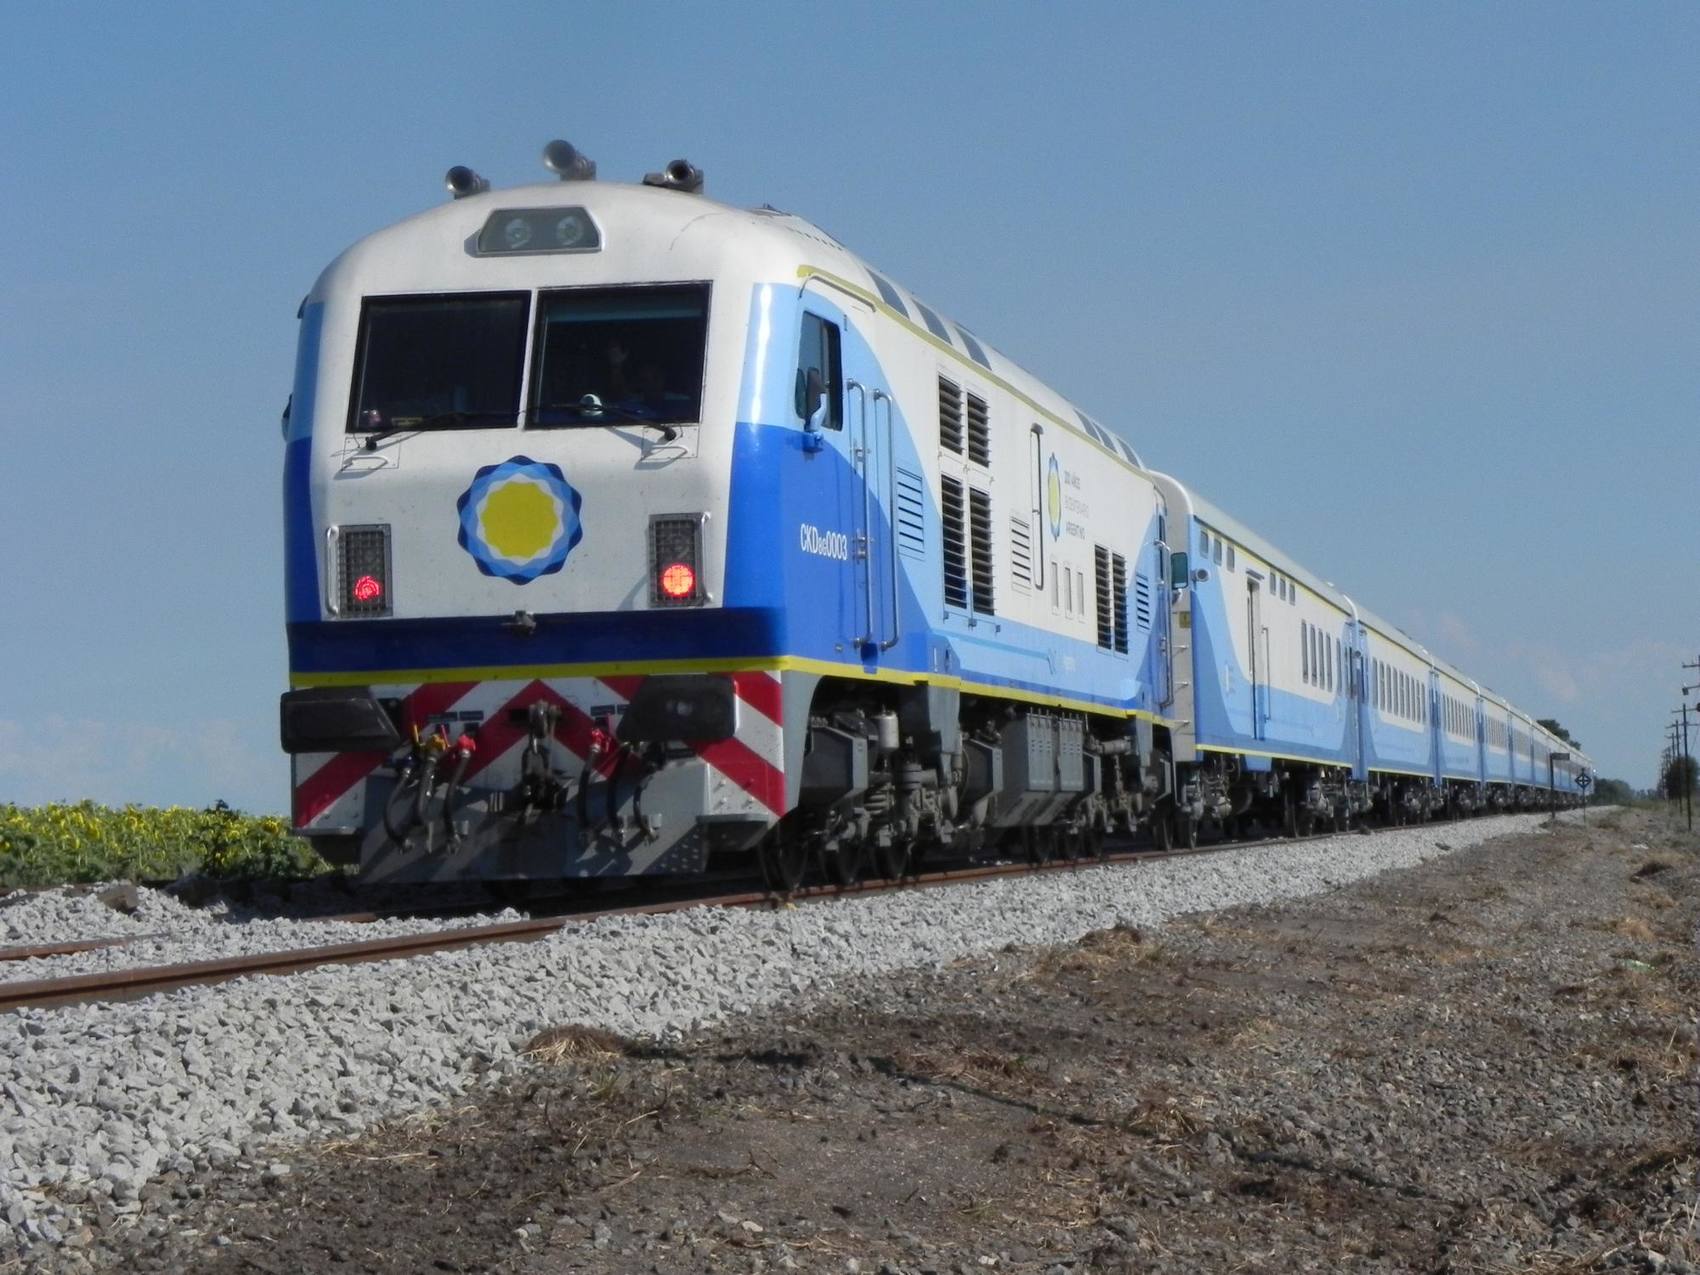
<box><xmin>73</xmin><ymin>809</ymin><xmax>1699</xmax><ymax>1274</ymax></box>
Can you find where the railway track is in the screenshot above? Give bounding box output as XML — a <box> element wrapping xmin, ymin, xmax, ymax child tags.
<box><xmin>1</xmin><ymin>811</ymin><xmax>1539</xmax><ymax>1015</ymax></box>
<box><xmin>0</xmin><ymin>933</ymin><xmax>166</xmax><ymax>963</ymax></box>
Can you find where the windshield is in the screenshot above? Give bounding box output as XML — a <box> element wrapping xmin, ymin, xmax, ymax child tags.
<box><xmin>349</xmin><ymin>292</ymin><xmax>528</xmax><ymax>433</ymax></box>
<box><xmin>531</xmin><ymin>284</ymin><xmax>709</xmax><ymax>426</ymax></box>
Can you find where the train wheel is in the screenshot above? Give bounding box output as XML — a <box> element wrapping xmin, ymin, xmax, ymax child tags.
<box><xmin>1152</xmin><ymin>808</ymin><xmax>1173</xmax><ymax>851</ymax></box>
<box><xmin>1059</xmin><ymin>825</ymin><xmax>1086</xmax><ymax>862</ymax></box>
<box><xmin>759</xmin><ymin>823</ymin><xmax>809</xmax><ymax>894</ymax></box>
<box><xmin>870</xmin><ymin>836</ymin><xmax>909</xmax><ymax>882</ymax></box>
<box><xmin>1023</xmin><ymin>825</ymin><xmax>1054</xmax><ymax>865</ymax></box>
<box><xmin>822</xmin><ymin>838</ymin><xmax>865</xmax><ymax>887</ymax></box>
<box><xmin>1296</xmin><ymin>809</ymin><xmax>1315</xmax><ymax>837</ymax></box>
<box><xmin>1175</xmin><ymin>813</ymin><xmax>1198</xmax><ymax>850</ymax></box>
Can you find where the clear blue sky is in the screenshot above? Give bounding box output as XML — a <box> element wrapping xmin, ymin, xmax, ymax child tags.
<box><xmin>2</xmin><ymin>2</ymin><xmax>1694</xmax><ymax>811</ymax></box>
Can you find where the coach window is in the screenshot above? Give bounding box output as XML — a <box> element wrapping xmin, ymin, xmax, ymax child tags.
<box><xmin>350</xmin><ymin>292</ymin><xmax>529</xmax><ymax>434</ymax></box>
<box><xmin>530</xmin><ymin>283</ymin><xmax>710</xmax><ymax>427</ymax></box>
<box><xmin>1226</xmin><ymin>544</ymin><xmax>1235</xmax><ymax>571</ymax></box>
<box><xmin>1301</xmin><ymin>622</ymin><xmax>1309</xmax><ymax>682</ymax></box>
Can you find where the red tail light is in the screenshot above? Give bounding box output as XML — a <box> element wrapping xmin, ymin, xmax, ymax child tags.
<box><xmin>649</xmin><ymin>515</ymin><xmax>704</xmax><ymax>607</ymax></box>
<box><xmin>331</xmin><ymin>524</ymin><xmax>392</xmax><ymax>618</ymax></box>
<box><xmin>659</xmin><ymin>562</ymin><xmax>696</xmax><ymax>598</ymax></box>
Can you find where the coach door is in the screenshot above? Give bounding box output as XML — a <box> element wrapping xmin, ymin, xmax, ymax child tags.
<box><xmin>1152</xmin><ymin>510</ymin><xmax>1172</xmax><ymax>709</ymax></box>
<box><xmin>1346</xmin><ymin>625</ymin><xmax>1368</xmax><ymax>780</ymax></box>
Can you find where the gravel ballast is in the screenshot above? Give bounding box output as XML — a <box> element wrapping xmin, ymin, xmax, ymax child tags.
<box><xmin>0</xmin><ymin>813</ymin><xmax>1581</xmax><ymax>1255</ymax></box>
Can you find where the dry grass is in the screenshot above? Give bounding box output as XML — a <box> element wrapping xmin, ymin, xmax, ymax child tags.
<box><xmin>893</xmin><ymin>1045</ymin><xmax>1043</xmax><ymax>1088</ymax></box>
<box><xmin>1227</xmin><ymin>1016</ymin><xmax>1282</xmax><ymax>1051</ymax></box>
<box><xmin>1631</xmin><ymin>854</ymin><xmax>1681</xmax><ymax>880</ymax></box>
<box><xmin>319</xmin><ymin>1102</ymin><xmax>483</xmax><ymax>1160</ymax></box>
<box><xmin>1120</xmin><ymin>1092</ymin><xmax>1207</xmax><ymax>1140</ymax></box>
<box><xmin>1631</xmin><ymin>887</ymin><xmax>1677</xmax><ymax>911</ymax></box>
<box><xmin>1611</xmin><ymin>916</ymin><xmax>1658</xmax><ymax>942</ymax></box>
<box><xmin>1032</xmin><ymin>924</ymin><xmax>1174</xmax><ymax>978</ymax></box>
<box><xmin>522</xmin><ymin>1023</ymin><xmax>637</xmax><ymax>1066</ymax></box>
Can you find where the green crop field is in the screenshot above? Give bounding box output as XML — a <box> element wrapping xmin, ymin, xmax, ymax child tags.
<box><xmin>0</xmin><ymin>801</ymin><xmax>328</xmax><ymax>888</ymax></box>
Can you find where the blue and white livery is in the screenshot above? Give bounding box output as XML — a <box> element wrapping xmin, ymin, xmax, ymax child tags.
<box><xmin>277</xmin><ymin>140</ymin><xmax>1588</xmax><ymax>885</ymax></box>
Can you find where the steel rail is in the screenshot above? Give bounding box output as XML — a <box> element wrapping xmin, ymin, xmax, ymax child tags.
<box><xmin>0</xmin><ymin>934</ymin><xmax>166</xmax><ymax>964</ymax></box>
<box><xmin>0</xmin><ymin>812</ymin><xmax>1538</xmax><ymax>1015</ymax></box>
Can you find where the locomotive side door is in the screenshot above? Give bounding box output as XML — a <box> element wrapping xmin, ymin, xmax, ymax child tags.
<box><xmin>847</xmin><ymin>368</ymin><xmax>897</xmax><ymax>659</ymax></box>
<box><xmin>1246</xmin><ymin>575</ymin><xmax>1266</xmax><ymax>741</ymax></box>
<box><xmin>799</xmin><ymin>284</ymin><xmax>894</xmax><ymax>661</ymax></box>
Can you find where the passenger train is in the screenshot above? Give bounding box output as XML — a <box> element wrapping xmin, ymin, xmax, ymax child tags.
<box><xmin>278</xmin><ymin>140</ymin><xmax>1591</xmax><ymax>887</ymax></box>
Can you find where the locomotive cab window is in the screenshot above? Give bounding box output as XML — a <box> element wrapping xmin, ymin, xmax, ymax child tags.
<box><xmin>349</xmin><ymin>292</ymin><xmax>528</xmax><ymax>434</ymax></box>
<box><xmin>796</xmin><ymin>312</ymin><xmax>843</xmax><ymax>431</ymax></box>
<box><xmin>530</xmin><ymin>283</ymin><xmax>709</xmax><ymax>427</ymax></box>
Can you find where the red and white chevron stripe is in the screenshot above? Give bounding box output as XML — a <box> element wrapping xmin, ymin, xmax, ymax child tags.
<box><xmin>291</xmin><ymin>671</ymin><xmax>786</xmax><ymax>831</ymax></box>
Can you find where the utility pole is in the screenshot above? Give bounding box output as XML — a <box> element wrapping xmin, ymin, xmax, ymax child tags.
<box><xmin>1683</xmin><ymin>706</ymin><xmax>1694</xmax><ymax>832</ymax></box>
<box><xmin>1679</xmin><ymin>663</ymin><xmax>1693</xmax><ymax>833</ymax></box>
<box><xmin>1681</xmin><ymin>671</ymin><xmax>1700</xmax><ymax>832</ymax></box>
<box><xmin>1666</xmin><ymin>724</ymin><xmax>1681</xmax><ymax>817</ymax></box>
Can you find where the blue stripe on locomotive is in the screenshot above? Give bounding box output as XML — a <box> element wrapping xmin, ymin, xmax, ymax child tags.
<box><xmin>283</xmin><ymin>301</ymin><xmax>325</xmax><ymax>624</ymax></box>
<box><xmin>724</xmin><ymin>284</ymin><xmax>1166</xmax><ymax>717</ymax></box>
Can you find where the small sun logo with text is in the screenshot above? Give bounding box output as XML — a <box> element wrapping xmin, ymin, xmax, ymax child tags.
<box><xmin>1046</xmin><ymin>454</ymin><xmax>1063</xmax><ymax>541</ymax></box>
<box><xmin>456</xmin><ymin>456</ymin><xmax>583</xmax><ymax>584</ymax></box>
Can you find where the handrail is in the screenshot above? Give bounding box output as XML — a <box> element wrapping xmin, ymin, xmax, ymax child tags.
<box><xmin>875</xmin><ymin>390</ymin><xmax>900</xmax><ymax>651</ymax></box>
<box><xmin>847</xmin><ymin>380</ymin><xmax>875</xmax><ymax>647</ymax></box>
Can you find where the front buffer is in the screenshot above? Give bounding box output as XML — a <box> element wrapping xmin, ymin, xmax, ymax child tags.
<box><xmin>282</xmin><ymin>670</ymin><xmax>785</xmax><ymax>883</ymax></box>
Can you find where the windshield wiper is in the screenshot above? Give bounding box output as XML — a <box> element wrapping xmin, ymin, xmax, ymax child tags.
<box><xmin>534</xmin><ymin>396</ymin><xmax>680</xmax><ymax>443</ymax></box>
<box><xmin>359</xmin><ymin>410</ymin><xmax>514</xmax><ymax>451</ymax></box>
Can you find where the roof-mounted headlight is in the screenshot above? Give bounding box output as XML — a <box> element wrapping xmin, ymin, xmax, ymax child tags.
<box><xmin>445</xmin><ymin>166</ymin><xmax>489</xmax><ymax>199</ymax></box>
<box><xmin>542</xmin><ymin>139</ymin><xmax>596</xmax><ymax>182</ymax></box>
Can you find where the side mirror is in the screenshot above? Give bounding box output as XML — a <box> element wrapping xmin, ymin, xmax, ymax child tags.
<box><xmin>1169</xmin><ymin>550</ymin><xmax>1189</xmax><ymax>589</ymax></box>
<box><xmin>794</xmin><ymin>367</ymin><xmax>825</xmax><ymax>430</ymax></box>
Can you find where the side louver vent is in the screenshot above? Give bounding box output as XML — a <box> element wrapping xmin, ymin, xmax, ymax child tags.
<box><xmin>1094</xmin><ymin>546</ymin><xmax>1114</xmax><ymax>650</ymax></box>
<box><xmin>968</xmin><ymin>487</ymin><xmax>994</xmax><ymax>615</ymax></box>
<box><xmin>1010</xmin><ymin>515</ymin><xmax>1032</xmax><ymax>590</ymax></box>
<box><xmin>1112</xmin><ymin>553</ymin><xmax>1129</xmax><ymax>653</ymax></box>
<box><xmin>966</xmin><ymin>392</ymin><xmax>990</xmax><ymax>466</ymax></box>
<box><xmin>895</xmin><ymin>467</ymin><xmax>927</xmax><ymax>560</ymax></box>
<box><xmin>1133</xmin><ymin>570</ymin><xmax>1152</xmax><ymax>633</ymax></box>
<box><xmin>938</xmin><ymin>376</ymin><xmax>962</xmax><ymax>454</ymax></box>
<box><xmin>941</xmin><ymin>477</ymin><xmax>968</xmax><ymax>609</ymax></box>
